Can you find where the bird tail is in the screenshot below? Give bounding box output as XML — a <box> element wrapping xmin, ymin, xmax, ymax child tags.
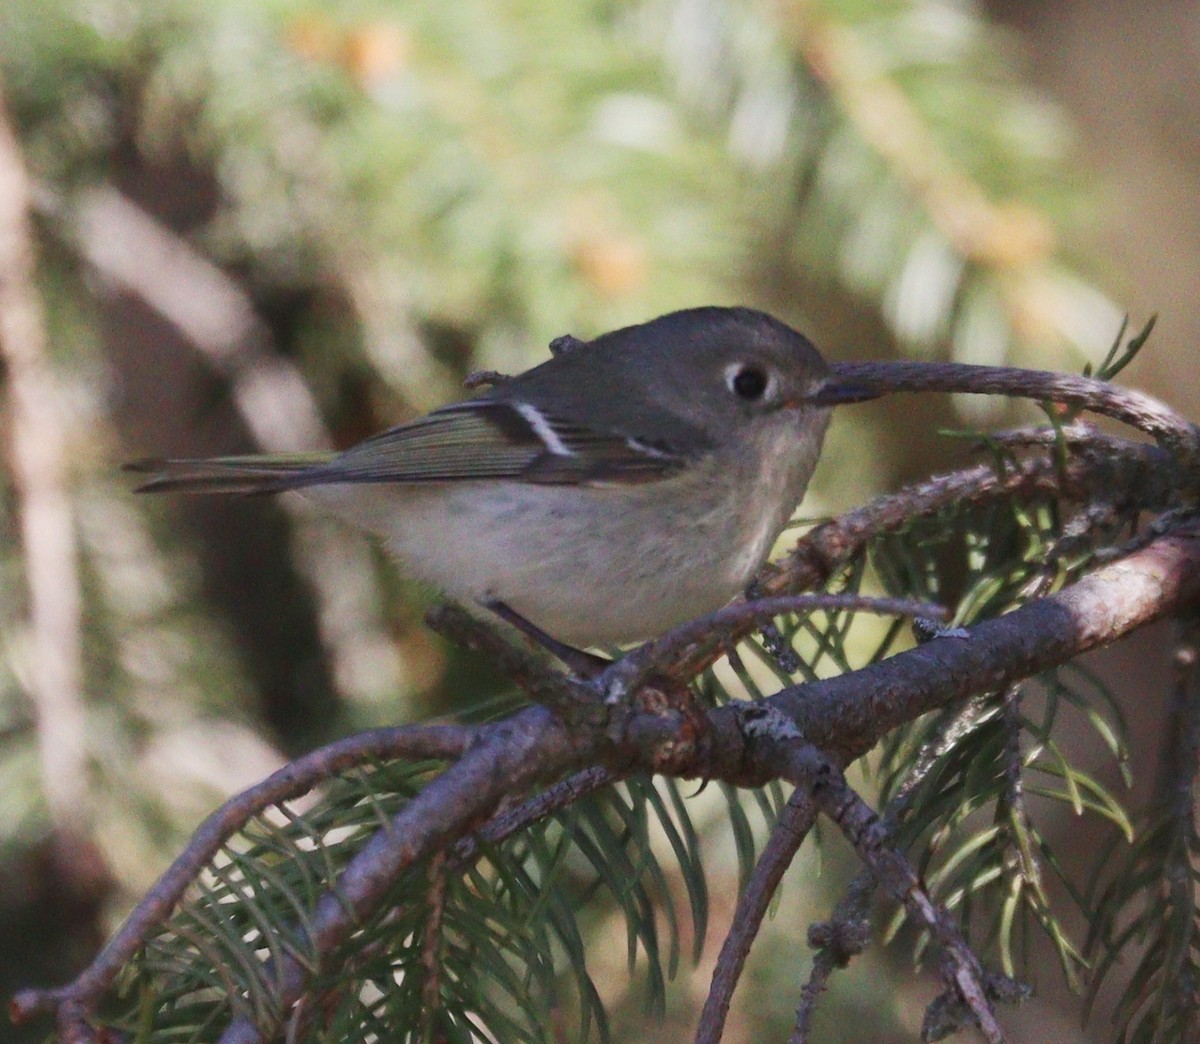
<box><xmin>124</xmin><ymin>453</ymin><xmax>336</xmax><ymax>495</ymax></box>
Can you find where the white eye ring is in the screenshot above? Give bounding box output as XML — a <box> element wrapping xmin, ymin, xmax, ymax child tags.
<box><xmin>725</xmin><ymin>362</ymin><xmax>775</xmax><ymax>402</ymax></box>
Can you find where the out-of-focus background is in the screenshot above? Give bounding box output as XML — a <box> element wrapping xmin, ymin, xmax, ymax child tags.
<box><xmin>0</xmin><ymin>1</ymin><xmax>1196</xmax><ymax>1040</ymax></box>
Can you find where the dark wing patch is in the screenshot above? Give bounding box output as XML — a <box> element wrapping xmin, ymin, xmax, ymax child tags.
<box><xmin>324</xmin><ymin>402</ymin><xmax>541</xmax><ymax>482</ymax></box>
<box><xmin>320</xmin><ymin>400</ymin><xmax>688</xmax><ymax>485</ymax></box>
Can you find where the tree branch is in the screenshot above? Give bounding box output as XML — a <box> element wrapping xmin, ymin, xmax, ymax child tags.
<box><xmin>827</xmin><ymin>360</ymin><xmax>1200</xmax><ymax>459</ymax></box>
<box><xmin>695</xmin><ymin>789</ymin><xmax>820</xmax><ymax>1044</ymax></box>
<box><xmin>418</xmin><ymin>851</ymin><xmax>448</xmax><ymax>1038</ymax></box>
<box><xmin>793</xmin><ymin>695</ymin><xmax>996</xmax><ymax>1040</ymax></box>
<box><xmin>611</xmin><ymin>594</ymin><xmax>946</xmax><ymax>698</ymax></box>
<box><xmin>787</xmin><ymin>6</ymin><xmax>1050</xmax><ymax>271</ymax></box>
<box><xmin>9</xmin><ymin>723</ymin><xmax>480</xmax><ymax>1027</ymax></box>
<box><xmin>772</xmin><ymin>746</ymin><xmax>1007</xmax><ymax>1042</ymax></box>
<box><xmin>760</xmin><ymin>519</ymin><xmax>1200</xmax><ymax>767</ymax></box>
<box><xmin>215</xmin><ymin>707</ymin><xmax>589</xmax><ymax>1044</ymax></box>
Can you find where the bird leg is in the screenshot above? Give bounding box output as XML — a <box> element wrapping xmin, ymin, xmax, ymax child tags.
<box><xmin>485</xmin><ymin>601</ymin><xmax>610</xmax><ymax>678</ymax></box>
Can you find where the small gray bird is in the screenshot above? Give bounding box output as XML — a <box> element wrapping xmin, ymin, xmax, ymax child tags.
<box><xmin>129</xmin><ymin>307</ymin><xmax>865</xmax><ymax>649</ymax></box>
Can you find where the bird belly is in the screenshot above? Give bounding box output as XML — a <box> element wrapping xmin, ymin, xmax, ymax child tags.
<box><xmin>305</xmin><ymin>474</ymin><xmax>774</xmax><ymax>647</ymax></box>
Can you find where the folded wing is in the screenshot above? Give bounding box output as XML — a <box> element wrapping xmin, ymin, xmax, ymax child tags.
<box><xmin>127</xmin><ymin>400</ymin><xmax>689</xmax><ymax>494</ymax></box>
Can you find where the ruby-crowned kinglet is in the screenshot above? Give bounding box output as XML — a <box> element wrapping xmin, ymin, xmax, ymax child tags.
<box><xmin>129</xmin><ymin>307</ymin><xmax>864</xmax><ymax>647</ymax></box>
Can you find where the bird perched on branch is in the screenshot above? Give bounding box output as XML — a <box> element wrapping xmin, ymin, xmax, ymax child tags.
<box><xmin>129</xmin><ymin>306</ymin><xmax>868</xmax><ymax>653</ymax></box>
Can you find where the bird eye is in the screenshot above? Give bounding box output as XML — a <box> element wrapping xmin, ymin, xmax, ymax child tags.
<box><xmin>728</xmin><ymin>364</ymin><xmax>770</xmax><ymax>401</ymax></box>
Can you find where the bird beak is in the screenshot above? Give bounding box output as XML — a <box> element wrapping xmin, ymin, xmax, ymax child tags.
<box><xmin>800</xmin><ymin>376</ymin><xmax>880</xmax><ymax>406</ymax></box>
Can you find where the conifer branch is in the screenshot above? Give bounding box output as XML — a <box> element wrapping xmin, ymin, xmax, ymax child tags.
<box><xmin>785</xmin><ymin>4</ymin><xmax>1050</xmax><ymax>272</ymax></box>
<box><xmin>213</xmin><ymin>707</ymin><xmax>588</xmax><ymax>1044</ymax></box>
<box><xmin>13</xmin><ymin>393</ymin><xmax>1200</xmax><ymax>1042</ymax></box>
<box><xmin>768</xmin><ymin>745</ymin><xmax>1007</xmax><ymax>1042</ymax></box>
<box><xmin>9</xmin><ymin>723</ymin><xmax>481</xmax><ymax>1027</ymax></box>
<box><xmin>794</xmin><ymin>696</ymin><xmax>996</xmax><ymax>1039</ymax></box>
<box><xmin>762</xmin><ymin>518</ymin><xmax>1200</xmax><ymax>765</ymax></box>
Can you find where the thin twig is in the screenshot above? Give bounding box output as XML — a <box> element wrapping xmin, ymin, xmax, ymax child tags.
<box><xmin>792</xmin><ymin>695</ymin><xmax>995</xmax><ymax>1040</ymax></box>
<box><xmin>611</xmin><ymin>593</ymin><xmax>946</xmax><ymax>697</ymax></box>
<box><xmin>418</xmin><ymin>851</ymin><xmax>448</xmax><ymax>1037</ymax></box>
<box><xmin>1158</xmin><ymin>617</ymin><xmax>1200</xmax><ymax>1042</ymax></box>
<box><xmin>776</xmin><ymin>746</ymin><xmax>1007</xmax><ymax>1043</ymax></box>
<box><xmin>695</xmin><ymin>789</ymin><xmax>819</xmax><ymax>1044</ymax></box>
<box><xmin>827</xmin><ymin>360</ymin><xmax>1200</xmax><ymax>460</ymax></box>
<box><xmin>460</xmin><ymin>766</ymin><xmax>617</xmax><ymax>858</ymax></box>
<box><xmin>962</xmin><ymin>419</ymin><xmax>1102</xmax><ymax>449</ymax></box>
<box><xmin>792</xmin><ymin>885</ymin><xmax>871</xmax><ymax>1043</ymax></box>
<box><xmin>998</xmin><ymin>686</ymin><xmax>1045</xmax><ymax>908</ymax></box>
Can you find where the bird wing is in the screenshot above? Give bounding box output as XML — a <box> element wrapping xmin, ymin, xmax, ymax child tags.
<box><xmin>327</xmin><ymin>400</ymin><xmax>689</xmax><ymax>485</ymax></box>
<box><xmin>127</xmin><ymin>400</ymin><xmax>689</xmax><ymax>494</ymax></box>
